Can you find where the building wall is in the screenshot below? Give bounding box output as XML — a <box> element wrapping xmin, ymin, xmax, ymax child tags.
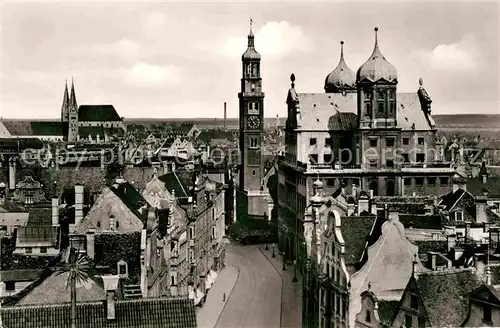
<box><xmin>462</xmin><ymin>301</ymin><xmax>500</xmax><ymax>327</ymax></box>
<box><xmin>391</xmin><ymin>279</ymin><xmax>428</xmax><ymax>328</ymax></box>
<box><xmin>74</xmin><ymin>188</ymin><xmax>144</xmax><ymax>234</ymax></box>
<box><xmin>13</xmin><ymin>245</ymin><xmax>59</xmax><ymax>256</ymax></box>
<box><xmin>1</xmin><ymin>280</ymin><xmax>33</xmax><ymax>298</ymax></box>
<box><xmin>354</xmin><ymin>294</ymin><xmax>381</xmax><ymax>328</ymax></box>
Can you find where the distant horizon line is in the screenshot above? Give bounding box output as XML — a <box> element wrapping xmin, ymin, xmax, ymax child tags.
<box><xmin>1</xmin><ymin>113</ymin><xmax>500</xmax><ymax>121</ymax></box>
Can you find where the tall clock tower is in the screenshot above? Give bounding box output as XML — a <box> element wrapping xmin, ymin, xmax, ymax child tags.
<box><xmin>238</xmin><ymin>19</ymin><xmax>264</xmax><ymax>192</ymax></box>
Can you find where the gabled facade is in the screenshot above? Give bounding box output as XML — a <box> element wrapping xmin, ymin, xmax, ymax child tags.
<box><xmin>462</xmin><ymin>284</ymin><xmax>500</xmax><ymax>327</ymax></box>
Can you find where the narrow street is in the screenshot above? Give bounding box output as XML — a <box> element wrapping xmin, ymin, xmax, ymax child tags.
<box><xmin>198</xmin><ymin>243</ymin><xmax>282</xmax><ymax>328</ymax></box>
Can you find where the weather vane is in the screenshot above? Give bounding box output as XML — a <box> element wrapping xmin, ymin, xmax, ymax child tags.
<box><xmin>250</xmin><ymin>18</ymin><xmax>253</xmax><ymax>32</ymax></box>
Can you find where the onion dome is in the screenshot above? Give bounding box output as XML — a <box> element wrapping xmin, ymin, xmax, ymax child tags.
<box><xmin>242</xmin><ymin>19</ymin><xmax>261</xmax><ymax>61</ymax></box>
<box><xmin>356</xmin><ymin>27</ymin><xmax>397</xmax><ymax>83</ymax></box>
<box><xmin>325</xmin><ymin>41</ymin><xmax>356</xmax><ymax>91</ymax></box>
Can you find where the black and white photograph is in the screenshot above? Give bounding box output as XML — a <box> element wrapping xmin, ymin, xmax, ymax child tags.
<box><xmin>0</xmin><ymin>1</ymin><xmax>499</xmax><ymax>327</ymax></box>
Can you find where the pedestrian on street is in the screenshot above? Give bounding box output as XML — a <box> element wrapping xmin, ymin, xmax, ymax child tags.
<box><xmin>222</xmin><ymin>293</ymin><xmax>226</xmax><ymax>302</ymax></box>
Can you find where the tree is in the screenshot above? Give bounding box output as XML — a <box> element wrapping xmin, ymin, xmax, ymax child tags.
<box><xmin>54</xmin><ymin>249</ymin><xmax>91</xmax><ymax>328</ymax></box>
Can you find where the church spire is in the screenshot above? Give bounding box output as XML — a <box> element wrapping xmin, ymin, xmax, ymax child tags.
<box><xmin>69</xmin><ymin>78</ymin><xmax>78</xmax><ymax>111</ymax></box>
<box><xmin>247</xmin><ymin>18</ymin><xmax>255</xmax><ymax>48</ymax></box>
<box><xmin>61</xmin><ymin>80</ymin><xmax>69</xmax><ymax>121</ymax></box>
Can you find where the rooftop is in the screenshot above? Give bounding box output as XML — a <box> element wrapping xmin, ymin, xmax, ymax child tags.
<box><xmin>1</xmin><ymin>297</ymin><xmax>197</xmax><ymax>328</ymax></box>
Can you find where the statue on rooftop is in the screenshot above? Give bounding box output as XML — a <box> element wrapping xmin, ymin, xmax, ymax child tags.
<box><xmin>417</xmin><ymin>78</ymin><xmax>432</xmax><ymax>114</ymax></box>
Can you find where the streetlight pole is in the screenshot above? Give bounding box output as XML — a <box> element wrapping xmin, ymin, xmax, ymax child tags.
<box><xmin>293</xmin><ymin>259</ymin><xmax>298</xmax><ymax>282</ymax></box>
<box><xmin>265</xmin><ymin>212</ymin><xmax>269</xmax><ymax>250</ymax></box>
<box><xmin>282</xmin><ymin>251</ymin><xmax>287</xmax><ymax>271</ymax></box>
<box><xmin>272</xmin><ymin>243</ymin><xmax>276</xmax><ymax>258</ymax></box>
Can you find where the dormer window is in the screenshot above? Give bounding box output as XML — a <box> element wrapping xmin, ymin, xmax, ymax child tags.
<box><xmin>117</xmin><ymin>259</ymin><xmax>128</xmax><ymax>278</ymax></box>
<box><xmin>109</xmin><ymin>215</ymin><xmax>115</xmax><ymax>231</ymax></box>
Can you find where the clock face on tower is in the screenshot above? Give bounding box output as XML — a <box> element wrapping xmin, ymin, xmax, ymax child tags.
<box><xmin>247</xmin><ymin>116</ymin><xmax>260</xmax><ymax>129</ymax></box>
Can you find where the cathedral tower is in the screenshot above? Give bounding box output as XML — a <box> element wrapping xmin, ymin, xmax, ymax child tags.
<box><xmin>68</xmin><ymin>79</ymin><xmax>79</xmax><ymax>142</ymax></box>
<box><xmin>61</xmin><ymin>81</ymin><xmax>70</xmax><ymax>140</ymax></box>
<box><xmin>238</xmin><ymin>19</ymin><xmax>265</xmax><ymax>192</ymax></box>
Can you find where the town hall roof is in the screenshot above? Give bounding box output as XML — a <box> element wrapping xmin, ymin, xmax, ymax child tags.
<box><xmin>293</xmin><ymin>92</ymin><xmax>433</xmax><ymax>131</ymax></box>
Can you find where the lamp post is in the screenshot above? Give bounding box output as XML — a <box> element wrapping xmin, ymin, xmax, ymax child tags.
<box><xmin>272</xmin><ymin>243</ymin><xmax>276</xmax><ymax>258</ymax></box>
<box><xmin>293</xmin><ymin>259</ymin><xmax>298</xmax><ymax>282</ymax></box>
<box><xmin>264</xmin><ymin>212</ymin><xmax>269</xmax><ymax>250</ymax></box>
<box><xmin>282</xmin><ymin>251</ymin><xmax>287</xmax><ymax>271</ymax></box>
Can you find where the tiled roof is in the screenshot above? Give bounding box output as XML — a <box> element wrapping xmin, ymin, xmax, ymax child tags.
<box><xmin>122</xmin><ymin>167</ymin><xmax>156</xmax><ymax>191</ymax></box>
<box><xmin>2</xmin><ymin>120</ymin><xmax>62</xmax><ymax>136</ymax></box>
<box><xmin>17</xmin><ymin>271</ymin><xmax>106</xmax><ymax>305</ymax></box>
<box><xmin>0</xmin><ymin>269</ymin><xmax>44</xmax><ymax>282</ymax></box>
<box><xmin>26</xmin><ymin>207</ymin><xmax>53</xmax><ymax>226</ymax></box>
<box><xmin>376</xmin><ymin>300</ymin><xmax>399</xmax><ymax>326</ymax></box>
<box><xmin>196</xmin><ymin>130</ymin><xmax>235</xmax><ymax>143</ymax></box>
<box><xmin>110</xmin><ymin>182</ymin><xmax>149</xmax><ymax>224</ymax></box>
<box><xmin>467</xmin><ymin>176</ymin><xmax>500</xmax><ymax>197</ymax></box>
<box><xmin>49</xmin><ymin>167</ymin><xmax>107</xmax><ymax>195</ymax></box>
<box><xmin>0</xmin><ymin>137</ymin><xmax>44</xmax><ymax>149</ymax></box>
<box><xmin>78</xmin><ymin>105</ymin><xmax>122</xmax><ymax>122</ymax></box>
<box><xmin>413</xmin><ymin>240</ymin><xmax>448</xmax><ymax>256</ymax></box>
<box><xmin>159</xmin><ymin>171</ymin><xmax>193</xmax><ymax>198</ymax></box>
<box><xmin>439</xmin><ymin>189</ymin><xmax>466</xmax><ymax>211</ymax></box>
<box><xmin>340</xmin><ymin>215</ymin><xmax>377</xmax><ymax>265</ymax></box>
<box><xmin>16</xmin><ymin>226</ymin><xmax>58</xmax><ymax>246</ymax></box>
<box><xmin>416</xmin><ymin>269</ymin><xmax>484</xmax><ymax>327</ymax></box>
<box><xmin>1</xmin><ymin>297</ymin><xmax>197</xmax><ymax>328</ymax></box>
<box><xmin>399</xmin><ymin>214</ymin><xmax>443</xmax><ymax>230</ymax></box>
<box><xmin>295</xmin><ymin>92</ymin><xmax>433</xmax><ymax>131</ymax></box>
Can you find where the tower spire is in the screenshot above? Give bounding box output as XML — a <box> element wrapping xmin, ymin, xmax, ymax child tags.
<box><xmin>61</xmin><ymin>80</ymin><xmax>70</xmax><ymax>121</ymax></box>
<box><xmin>247</xmin><ymin>18</ymin><xmax>255</xmax><ymax>48</ymax></box>
<box><xmin>340</xmin><ymin>41</ymin><xmax>345</xmax><ymax>62</ymax></box>
<box><xmin>69</xmin><ymin>77</ymin><xmax>78</xmax><ymax>111</ymax></box>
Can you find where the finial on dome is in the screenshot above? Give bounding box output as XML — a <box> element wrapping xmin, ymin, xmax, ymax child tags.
<box><xmin>290</xmin><ymin>73</ymin><xmax>296</xmax><ymax>88</ymax></box>
<box><xmin>419</xmin><ymin>77</ymin><xmax>424</xmax><ymax>86</ymax></box>
<box><xmin>249</xmin><ymin>18</ymin><xmax>253</xmax><ymax>34</ymax></box>
<box><xmin>340</xmin><ymin>41</ymin><xmax>345</xmax><ymax>60</ymax></box>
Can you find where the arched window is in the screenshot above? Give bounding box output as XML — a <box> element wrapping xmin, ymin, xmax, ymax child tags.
<box><xmin>116</xmin><ymin>221</ymin><xmax>120</xmax><ymax>229</ymax></box>
<box><xmin>97</xmin><ymin>221</ymin><xmax>101</xmax><ymax>228</ymax></box>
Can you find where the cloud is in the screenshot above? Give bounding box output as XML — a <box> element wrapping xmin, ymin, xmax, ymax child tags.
<box><xmin>223</xmin><ymin>21</ymin><xmax>310</xmax><ymax>58</ymax></box>
<box><xmin>86</xmin><ymin>39</ymin><xmax>141</xmax><ymax>59</ymax></box>
<box><xmin>420</xmin><ymin>37</ymin><xmax>479</xmax><ymax>72</ymax></box>
<box><xmin>124</xmin><ymin>62</ymin><xmax>181</xmax><ymax>86</ymax></box>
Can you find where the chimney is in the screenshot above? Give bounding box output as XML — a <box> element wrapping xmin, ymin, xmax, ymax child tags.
<box><xmin>102</xmin><ymin>275</ymin><xmax>120</xmax><ymax>320</ymax></box>
<box><xmin>486</xmin><ymin>265</ymin><xmax>492</xmax><ymax>286</ymax></box>
<box><xmin>369</xmin><ymin>189</ymin><xmax>374</xmax><ymax>199</ymax></box>
<box><xmin>482</xmin><ymin>174</ymin><xmax>488</xmax><ymax>184</ymax></box>
<box><xmin>75</xmin><ymin>184</ymin><xmax>84</xmax><ymax>228</ymax></box>
<box><xmin>465</xmin><ymin>222</ymin><xmax>471</xmax><ymax>243</ymax></box>
<box><xmin>474</xmin><ymin>255</ymin><xmax>486</xmax><ymax>275</ymax></box>
<box><xmin>447</xmin><ymin>233</ymin><xmax>456</xmax><ymax>251</ymax></box>
<box><xmin>388</xmin><ymin>211</ymin><xmax>399</xmax><ymax>222</ymax></box>
<box><xmin>86</xmin><ymin>229</ymin><xmax>95</xmax><ymax>259</ymax></box>
<box><xmin>347</xmin><ymin>203</ymin><xmax>355</xmax><ymax>216</ymax></box>
<box><xmin>341</xmin><ymin>183</ymin><xmax>346</xmax><ymax>195</ymax></box>
<box><xmin>352</xmin><ymin>184</ymin><xmax>357</xmax><ymax>200</ymax></box>
<box><xmin>476</xmin><ymin>195</ymin><xmax>488</xmax><ymax>224</ymax></box>
<box><xmin>0</xmin><ymin>182</ymin><xmax>6</xmax><ymax>205</ymax></box>
<box><xmin>428</xmin><ymin>252</ymin><xmax>437</xmax><ymax>270</ymax></box>
<box><xmin>8</xmin><ymin>157</ymin><xmax>16</xmax><ymax>190</ymax></box>
<box><xmin>52</xmin><ymin>197</ymin><xmax>59</xmax><ymax>226</ymax></box>
<box><xmin>223</xmin><ymin>102</ymin><xmax>227</xmax><ymax>131</ymax></box>
<box><xmin>358</xmin><ymin>197</ymin><xmax>369</xmax><ymax>215</ymax></box>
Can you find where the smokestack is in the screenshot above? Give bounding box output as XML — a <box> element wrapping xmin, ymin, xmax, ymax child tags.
<box><xmin>86</xmin><ymin>229</ymin><xmax>95</xmax><ymax>259</ymax></box>
<box><xmin>224</xmin><ymin>102</ymin><xmax>227</xmax><ymax>131</ymax></box>
<box><xmin>102</xmin><ymin>275</ymin><xmax>120</xmax><ymax>320</ymax></box>
<box><xmin>8</xmin><ymin>157</ymin><xmax>16</xmax><ymax>190</ymax></box>
<box><xmin>52</xmin><ymin>197</ymin><xmax>59</xmax><ymax>226</ymax></box>
<box><xmin>476</xmin><ymin>195</ymin><xmax>488</xmax><ymax>223</ymax></box>
<box><xmin>75</xmin><ymin>184</ymin><xmax>84</xmax><ymax>228</ymax></box>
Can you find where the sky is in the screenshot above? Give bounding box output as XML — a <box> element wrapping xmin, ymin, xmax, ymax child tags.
<box><xmin>1</xmin><ymin>1</ymin><xmax>499</xmax><ymax>119</ymax></box>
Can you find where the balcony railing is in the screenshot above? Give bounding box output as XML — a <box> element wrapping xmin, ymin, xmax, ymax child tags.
<box><xmin>400</xmin><ymin>162</ymin><xmax>451</xmax><ymax>168</ymax></box>
<box><xmin>306</xmin><ymin>163</ymin><xmax>362</xmax><ymax>171</ymax></box>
